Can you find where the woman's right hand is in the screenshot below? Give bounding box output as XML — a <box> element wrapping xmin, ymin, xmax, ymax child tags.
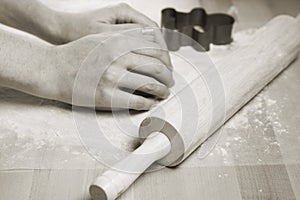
<box><xmin>46</xmin><ymin>29</ymin><xmax>174</xmax><ymax>111</ymax></box>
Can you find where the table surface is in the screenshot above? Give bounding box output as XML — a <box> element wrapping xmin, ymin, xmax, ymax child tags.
<box><xmin>0</xmin><ymin>0</ymin><xmax>300</xmax><ymax>200</ymax></box>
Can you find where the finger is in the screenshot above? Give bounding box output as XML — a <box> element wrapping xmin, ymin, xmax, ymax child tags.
<box><xmin>135</xmin><ymin>28</ymin><xmax>173</xmax><ymax>71</ymax></box>
<box><xmin>99</xmin><ymin>23</ymin><xmax>146</xmax><ymax>32</ymax></box>
<box><xmin>123</xmin><ymin>29</ymin><xmax>165</xmax><ymax>48</ymax></box>
<box><xmin>117</xmin><ymin>71</ymin><xmax>170</xmax><ymax>99</ymax></box>
<box><xmin>125</xmin><ymin>53</ymin><xmax>174</xmax><ymax>87</ymax></box>
<box><xmin>108</xmin><ymin>32</ymin><xmax>173</xmax><ymax>71</ymax></box>
<box><xmin>111</xmin><ymin>90</ymin><xmax>157</xmax><ymax>111</ymax></box>
<box><xmin>132</xmin><ymin>28</ymin><xmax>172</xmax><ymax>70</ymax></box>
<box><xmin>141</xmin><ymin>28</ymin><xmax>168</xmax><ymax>49</ymax></box>
<box><xmin>112</xmin><ymin>3</ymin><xmax>158</xmax><ymax>27</ymax></box>
<box><xmin>133</xmin><ymin>47</ymin><xmax>173</xmax><ymax>72</ymax></box>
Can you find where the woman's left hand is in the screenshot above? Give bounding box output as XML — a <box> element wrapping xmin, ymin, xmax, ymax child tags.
<box><xmin>57</xmin><ymin>3</ymin><xmax>158</xmax><ymax>43</ymax></box>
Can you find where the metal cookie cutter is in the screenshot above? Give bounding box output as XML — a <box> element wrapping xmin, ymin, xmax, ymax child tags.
<box><xmin>161</xmin><ymin>8</ymin><xmax>235</xmax><ymax>51</ymax></box>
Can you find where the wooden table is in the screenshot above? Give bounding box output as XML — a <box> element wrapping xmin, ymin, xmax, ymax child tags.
<box><xmin>0</xmin><ymin>0</ymin><xmax>300</xmax><ymax>199</ymax></box>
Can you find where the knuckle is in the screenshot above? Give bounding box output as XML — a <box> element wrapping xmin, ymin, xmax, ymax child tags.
<box><xmin>144</xmin><ymin>84</ymin><xmax>157</xmax><ymax>92</ymax></box>
<box><xmin>143</xmin><ymin>84</ymin><xmax>169</xmax><ymax>98</ymax></box>
<box><xmin>102</xmin><ymin>68</ymin><xmax>118</xmax><ymax>83</ymax></box>
<box><xmin>95</xmin><ymin>88</ymin><xmax>108</xmax><ymax>107</ymax></box>
<box><xmin>144</xmin><ymin>76</ymin><xmax>157</xmax><ymax>85</ymax></box>
<box><xmin>131</xmin><ymin>96</ymin><xmax>145</xmax><ymax>110</ymax></box>
<box><xmin>111</xmin><ymin>3</ymin><xmax>131</xmax><ymax>17</ymax></box>
<box><xmin>143</xmin><ymin>56</ymin><xmax>162</xmax><ymax>66</ymax></box>
<box><xmin>102</xmin><ymin>73</ymin><xmax>114</xmax><ymax>83</ymax></box>
<box><xmin>118</xmin><ymin>2</ymin><xmax>130</xmax><ymax>9</ymax></box>
<box><xmin>153</xmin><ymin>64</ymin><xmax>165</xmax><ymax>74</ymax></box>
<box><xmin>117</xmin><ymin>53</ymin><xmax>133</xmax><ymax>67</ymax></box>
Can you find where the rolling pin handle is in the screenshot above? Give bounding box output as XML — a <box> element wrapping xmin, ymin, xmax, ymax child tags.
<box><xmin>90</xmin><ymin>132</ymin><xmax>171</xmax><ymax>200</ymax></box>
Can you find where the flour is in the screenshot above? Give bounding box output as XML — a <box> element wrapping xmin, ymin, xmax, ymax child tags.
<box><xmin>0</xmin><ymin>23</ymin><xmax>291</xmax><ymax>169</ymax></box>
<box><xmin>193</xmin><ymin>28</ymin><xmax>286</xmax><ymax>165</ymax></box>
<box><xmin>200</xmin><ymin>82</ymin><xmax>288</xmax><ymax>166</ymax></box>
<box><xmin>0</xmin><ymin>88</ymin><xmax>98</xmax><ymax>170</ymax></box>
<box><xmin>224</xmin><ymin>91</ymin><xmax>284</xmax><ymax>133</ymax></box>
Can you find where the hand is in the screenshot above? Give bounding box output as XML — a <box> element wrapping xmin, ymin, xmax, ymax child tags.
<box><xmin>0</xmin><ymin>1</ymin><xmax>173</xmax><ymax>111</ymax></box>
<box><xmin>0</xmin><ymin>1</ymin><xmax>158</xmax><ymax>44</ymax></box>
<box><xmin>49</xmin><ymin>29</ymin><xmax>174</xmax><ymax>111</ymax></box>
<box><xmin>58</xmin><ymin>3</ymin><xmax>158</xmax><ymax>43</ymax></box>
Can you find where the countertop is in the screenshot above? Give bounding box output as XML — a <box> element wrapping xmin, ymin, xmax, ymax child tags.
<box><xmin>0</xmin><ymin>0</ymin><xmax>300</xmax><ymax>200</ymax></box>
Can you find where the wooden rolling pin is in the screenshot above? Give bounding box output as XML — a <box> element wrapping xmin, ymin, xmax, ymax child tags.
<box><xmin>90</xmin><ymin>14</ymin><xmax>300</xmax><ymax>200</ymax></box>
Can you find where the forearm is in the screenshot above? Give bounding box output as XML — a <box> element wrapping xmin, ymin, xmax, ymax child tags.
<box><xmin>0</xmin><ymin>0</ymin><xmax>65</xmax><ymax>44</ymax></box>
<box><xmin>0</xmin><ymin>23</ymin><xmax>57</xmax><ymax>98</ymax></box>
<box><xmin>0</xmin><ymin>21</ymin><xmax>174</xmax><ymax>110</ymax></box>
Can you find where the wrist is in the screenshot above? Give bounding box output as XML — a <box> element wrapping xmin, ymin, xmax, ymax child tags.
<box><xmin>43</xmin><ymin>11</ymin><xmax>74</xmax><ymax>44</ymax></box>
<box><xmin>31</xmin><ymin>5</ymin><xmax>69</xmax><ymax>44</ymax></box>
<box><xmin>42</xmin><ymin>44</ymin><xmax>79</xmax><ymax>103</ymax></box>
<box><xmin>53</xmin><ymin>12</ymin><xmax>87</xmax><ymax>44</ymax></box>
<box><xmin>0</xmin><ymin>34</ymin><xmax>55</xmax><ymax>98</ymax></box>
<box><xmin>0</xmin><ymin>0</ymin><xmax>65</xmax><ymax>44</ymax></box>
<box><xmin>37</xmin><ymin>45</ymin><xmax>62</xmax><ymax>100</ymax></box>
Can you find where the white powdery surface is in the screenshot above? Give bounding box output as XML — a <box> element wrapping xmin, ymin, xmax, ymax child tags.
<box><xmin>1</xmin><ymin>26</ymin><xmax>289</xmax><ymax>169</ymax></box>
<box><xmin>186</xmin><ymin>27</ymin><xmax>292</xmax><ymax>166</ymax></box>
<box><xmin>225</xmin><ymin>91</ymin><xmax>286</xmax><ymax>133</ymax></box>
<box><xmin>187</xmin><ymin>89</ymin><xmax>288</xmax><ymax>167</ymax></box>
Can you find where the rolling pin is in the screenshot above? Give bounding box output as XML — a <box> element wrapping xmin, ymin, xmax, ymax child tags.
<box><xmin>90</xmin><ymin>14</ymin><xmax>300</xmax><ymax>200</ymax></box>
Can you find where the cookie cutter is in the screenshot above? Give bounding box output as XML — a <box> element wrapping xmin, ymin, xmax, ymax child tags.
<box><xmin>161</xmin><ymin>8</ymin><xmax>235</xmax><ymax>51</ymax></box>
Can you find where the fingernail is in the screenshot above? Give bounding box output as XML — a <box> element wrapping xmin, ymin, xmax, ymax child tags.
<box><xmin>168</xmin><ymin>79</ymin><xmax>175</xmax><ymax>87</ymax></box>
<box><xmin>150</xmin><ymin>101</ymin><xmax>158</xmax><ymax>109</ymax></box>
<box><xmin>163</xmin><ymin>89</ymin><xmax>171</xmax><ymax>99</ymax></box>
<box><xmin>145</xmin><ymin>100</ymin><xmax>157</xmax><ymax>110</ymax></box>
<box><xmin>155</xmin><ymin>65</ymin><xmax>164</xmax><ymax>74</ymax></box>
<box><xmin>168</xmin><ymin>60</ymin><xmax>174</xmax><ymax>72</ymax></box>
<box><xmin>145</xmin><ymin>84</ymin><xmax>155</xmax><ymax>91</ymax></box>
